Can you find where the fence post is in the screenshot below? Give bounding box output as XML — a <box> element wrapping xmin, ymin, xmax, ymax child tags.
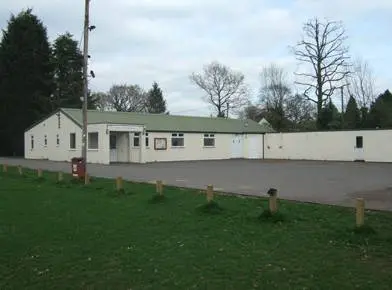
<box><xmin>2</xmin><ymin>164</ymin><xmax>7</xmax><ymax>173</ymax></box>
<box><xmin>116</xmin><ymin>177</ymin><xmax>123</xmax><ymax>191</ymax></box>
<box><xmin>356</xmin><ymin>198</ymin><xmax>365</xmax><ymax>227</ymax></box>
<box><xmin>156</xmin><ymin>180</ymin><xmax>163</xmax><ymax>195</ymax></box>
<box><xmin>207</xmin><ymin>185</ymin><xmax>214</xmax><ymax>202</ymax></box>
<box><xmin>268</xmin><ymin>188</ymin><xmax>278</xmax><ymax>213</ymax></box>
<box><xmin>18</xmin><ymin>165</ymin><xmax>23</xmax><ymax>175</ymax></box>
<box><xmin>85</xmin><ymin>174</ymin><xmax>90</xmax><ymax>185</ymax></box>
<box><xmin>37</xmin><ymin>168</ymin><xmax>43</xmax><ymax>178</ymax></box>
<box><xmin>58</xmin><ymin>172</ymin><xmax>63</xmax><ymax>182</ymax></box>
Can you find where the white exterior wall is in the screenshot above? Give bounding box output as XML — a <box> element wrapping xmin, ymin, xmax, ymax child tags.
<box><xmin>86</xmin><ymin>124</ymin><xmax>109</xmax><ymax>164</ymax></box>
<box><xmin>264</xmin><ymin>130</ymin><xmax>392</xmax><ymax>162</ymax></box>
<box><xmin>144</xmin><ymin>132</ymin><xmax>242</xmax><ymax>162</ymax></box>
<box><xmin>24</xmin><ymin>114</ymin><xmax>110</xmax><ymax>164</ymax></box>
<box><xmin>24</xmin><ymin>111</ymin><xmax>82</xmax><ymax>162</ymax></box>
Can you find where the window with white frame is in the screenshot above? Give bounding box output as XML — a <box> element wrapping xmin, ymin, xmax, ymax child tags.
<box><xmin>145</xmin><ymin>133</ymin><xmax>149</xmax><ymax>147</ymax></box>
<box><xmin>31</xmin><ymin>135</ymin><xmax>34</xmax><ymax>150</ymax></box>
<box><xmin>133</xmin><ymin>132</ymin><xmax>140</xmax><ymax>147</ymax></box>
<box><xmin>44</xmin><ymin>135</ymin><xmax>47</xmax><ymax>147</ymax></box>
<box><xmin>171</xmin><ymin>133</ymin><xmax>184</xmax><ymax>147</ymax></box>
<box><xmin>70</xmin><ymin>133</ymin><xmax>76</xmax><ymax>149</ymax></box>
<box><xmin>56</xmin><ymin>134</ymin><xmax>60</xmax><ymax>146</ymax></box>
<box><xmin>88</xmin><ymin>132</ymin><xmax>99</xmax><ymax>149</ymax></box>
<box><xmin>203</xmin><ymin>133</ymin><xmax>215</xmax><ymax>147</ymax></box>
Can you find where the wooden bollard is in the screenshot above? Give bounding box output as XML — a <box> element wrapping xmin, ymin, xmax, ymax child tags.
<box><xmin>37</xmin><ymin>168</ymin><xmax>43</xmax><ymax>178</ymax></box>
<box><xmin>116</xmin><ymin>177</ymin><xmax>123</xmax><ymax>191</ymax></box>
<box><xmin>18</xmin><ymin>166</ymin><xmax>23</xmax><ymax>175</ymax></box>
<box><xmin>84</xmin><ymin>173</ymin><xmax>90</xmax><ymax>185</ymax></box>
<box><xmin>2</xmin><ymin>164</ymin><xmax>7</xmax><ymax>173</ymax></box>
<box><xmin>58</xmin><ymin>172</ymin><xmax>63</xmax><ymax>182</ymax></box>
<box><xmin>268</xmin><ymin>188</ymin><xmax>278</xmax><ymax>213</ymax></box>
<box><xmin>156</xmin><ymin>180</ymin><xmax>163</xmax><ymax>195</ymax></box>
<box><xmin>206</xmin><ymin>185</ymin><xmax>214</xmax><ymax>202</ymax></box>
<box><xmin>356</xmin><ymin>198</ymin><xmax>365</xmax><ymax>227</ymax></box>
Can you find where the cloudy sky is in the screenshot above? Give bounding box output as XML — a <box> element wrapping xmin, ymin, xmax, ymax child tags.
<box><xmin>1</xmin><ymin>0</ymin><xmax>391</xmax><ymax>116</ymax></box>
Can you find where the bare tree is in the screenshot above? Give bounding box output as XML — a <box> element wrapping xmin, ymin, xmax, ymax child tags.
<box><xmin>105</xmin><ymin>84</ymin><xmax>147</xmax><ymax>112</ymax></box>
<box><xmin>91</xmin><ymin>92</ymin><xmax>110</xmax><ymax>111</ymax></box>
<box><xmin>189</xmin><ymin>61</ymin><xmax>249</xmax><ymax>117</ymax></box>
<box><xmin>293</xmin><ymin>17</ymin><xmax>351</xmax><ymax>128</ymax></box>
<box><xmin>259</xmin><ymin>63</ymin><xmax>292</xmax><ymax>131</ymax></box>
<box><xmin>259</xmin><ymin>63</ymin><xmax>291</xmax><ymax>111</ymax></box>
<box><xmin>285</xmin><ymin>94</ymin><xmax>316</xmax><ymax>129</ymax></box>
<box><xmin>346</xmin><ymin>57</ymin><xmax>376</xmax><ymax>109</ymax></box>
<box><xmin>238</xmin><ymin>102</ymin><xmax>266</xmax><ymax>122</ymax></box>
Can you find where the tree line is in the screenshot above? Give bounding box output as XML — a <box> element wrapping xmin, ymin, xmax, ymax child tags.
<box><xmin>93</xmin><ymin>82</ymin><xmax>167</xmax><ymax>114</ymax></box>
<box><xmin>188</xmin><ymin>18</ymin><xmax>391</xmax><ymax>132</ymax></box>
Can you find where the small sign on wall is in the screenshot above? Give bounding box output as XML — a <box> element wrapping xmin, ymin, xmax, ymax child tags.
<box><xmin>154</xmin><ymin>138</ymin><xmax>167</xmax><ymax>150</ymax></box>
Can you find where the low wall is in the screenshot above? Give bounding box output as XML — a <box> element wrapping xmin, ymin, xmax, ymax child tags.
<box><xmin>264</xmin><ymin>130</ymin><xmax>392</xmax><ymax>162</ymax></box>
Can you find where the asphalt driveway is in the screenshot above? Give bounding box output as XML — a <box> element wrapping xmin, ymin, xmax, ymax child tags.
<box><xmin>1</xmin><ymin>157</ymin><xmax>392</xmax><ymax>211</ymax></box>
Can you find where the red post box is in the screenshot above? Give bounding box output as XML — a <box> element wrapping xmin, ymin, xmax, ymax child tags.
<box><xmin>71</xmin><ymin>157</ymin><xmax>85</xmax><ymax>179</ymax></box>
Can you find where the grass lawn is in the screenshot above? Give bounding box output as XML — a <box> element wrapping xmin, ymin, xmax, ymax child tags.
<box><xmin>1</xmin><ymin>166</ymin><xmax>392</xmax><ymax>290</ymax></box>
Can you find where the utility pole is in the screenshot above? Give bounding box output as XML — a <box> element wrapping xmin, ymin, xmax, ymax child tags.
<box><xmin>341</xmin><ymin>86</ymin><xmax>344</xmax><ymax>128</ymax></box>
<box><xmin>82</xmin><ymin>0</ymin><xmax>90</xmax><ymax>184</ymax></box>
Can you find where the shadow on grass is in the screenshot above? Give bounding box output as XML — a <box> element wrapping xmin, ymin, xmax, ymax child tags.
<box><xmin>196</xmin><ymin>201</ymin><xmax>223</xmax><ymax>214</ymax></box>
<box><xmin>33</xmin><ymin>177</ymin><xmax>46</xmax><ymax>183</ymax></box>
<box><xmin>106</xmin><ymin>189</ymin><xmax>137</xmax><ymax>197</ymax></box>
<box><xmin>148</xmin><ymin>194</ymin><xmax>167</xmax><ymax>204</ymax></box>
<box><xmin>353</xmin><ymin>224</ymin><xmax>377</xmax><ymax>236</ymax></box>
<box><xmin>258</xmin><ymin>209</ymin><xmax>286</xmax><ymax>223</ymax></box>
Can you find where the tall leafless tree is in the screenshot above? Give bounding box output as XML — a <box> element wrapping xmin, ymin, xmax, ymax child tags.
<box><xmin>189</xmin><ymin>61</ymin><xmax>249</xmax><ymax>117</ymax></box>
<box><xmin>258</xmin><ymin>63</ymin><xmax>292</xmax><ymax>130</ymax></box>
<box><xmin>259</xmin><ymin>63</ymin><xmax>291</xmax><ymax>111</ymax></box>
<box><xmin>346</xmin><ymin>57</ymin><xmax>376</xmax><ymax>109</ymax></box>
<box><xmin>293</xmin><ymin>17</ymin><xmax>351</xmax><ymax>128</ymax></box>
<box><xmin>104</xmin><ymin>84</ymin><xmax>148</xmax><ymax>112</ymax></box>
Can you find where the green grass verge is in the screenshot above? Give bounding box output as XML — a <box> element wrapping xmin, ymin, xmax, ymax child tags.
<box><xmin>1</xmin><ymin>166</ymin><xmax>392</xmax><ymax>289</ymax></box>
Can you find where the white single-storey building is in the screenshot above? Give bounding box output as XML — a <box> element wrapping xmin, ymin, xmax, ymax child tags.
<box><xmin>24</xmin><ymin>108</ymin><xmax>274</xmax><ymax>164</ymax></box>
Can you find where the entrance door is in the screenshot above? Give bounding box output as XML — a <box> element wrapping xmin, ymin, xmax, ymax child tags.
<box><xmin>109</xmin><ymin>133</ymin><xmax>117</xmax><ymax>162</ymax></box>
<box><xmin>231</xmin><ymin>134</ymin><xmax>243</xmax><ymax>158</ymax></box>
<box><xmin>354</xmin><ymin>135</ymin><xmax>364</xmax><ymax>161</ymax></box>
<box><xmin>248</xmin><ymin>135</ymin><xmax>262</xmax><ymax>159</ymax></box>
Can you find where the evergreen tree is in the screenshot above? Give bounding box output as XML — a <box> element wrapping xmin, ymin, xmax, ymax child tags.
<box><xmin>146</xmin><ymin>82</ymin><xmax>167</xmax><ymax>113</ymax></box>
<box><xmin>343</xmin><ymin>96</ymin><xmax>361</xmax><ymax>129</ymax></box>
<box><xmin>51</xmin><ymin>32</ymin><xmax>83</xmax><ymax>110</ymax></box>
<box><xmin>0</xmin><ymin>9</ymin><xmax>54</xmax><ymax>156</ymax></box>
<box><xmin>319</xmin><ymin>100</ymin><xmax>341</xmax><ymax>130</ymax></box>
<box><xmin>367</xmin><ymin>90</ymin><xmax>392</xmax><ymax>128</ymax></box>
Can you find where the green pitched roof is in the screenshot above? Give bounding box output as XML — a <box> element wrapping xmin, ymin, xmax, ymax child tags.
<box><xmin>61</xmin><ymin>108</ymin><xmax>274</xmax><ymax>134</ymax></box>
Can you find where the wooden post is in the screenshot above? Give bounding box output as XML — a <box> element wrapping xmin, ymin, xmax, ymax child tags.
<box><xmin>356</xmin><ymin>198</ymin><xmax>365</xmax><ymax>227</ymax></box>
<box><xmin>18</xmin><ymin>166</ymin><xmax>23</xmax><ymax>175</ymax></box>
<box><xmin>2</xmin><ymin>164</ymin><xmax>7</xmax><ymax>173</ymax></box>
<box><xmin>268</xmin><ymin>188</ymin><xmax>278</xmax><ymax>213</ymax></box>
<box><xmin>85</xmin><ymin>173</ymin><xmax>90</xmax><ymax>185</ymax></box>
<box><xmin>58</xmin><ymin>172</ymin><xmax>63</xmax><ymax>182</ymax></box>
<box><xmin>206</xmin><ymin>185</ymin><xmax>214</xmax><ymax>202</ymax></box>
<box><xmin>156</xmin><ymin>180</ymin><xmax>163</xmax><ymax>195</ymax></box>
<box><xmin>37</xmin><ymin>168</ymin><xmax>43</xmax><ymax>178</ymax></box>
<box><xmin>116</xmin><ymin>177</ymin><xmax>123</xmax><ymax>191</ymax></box>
